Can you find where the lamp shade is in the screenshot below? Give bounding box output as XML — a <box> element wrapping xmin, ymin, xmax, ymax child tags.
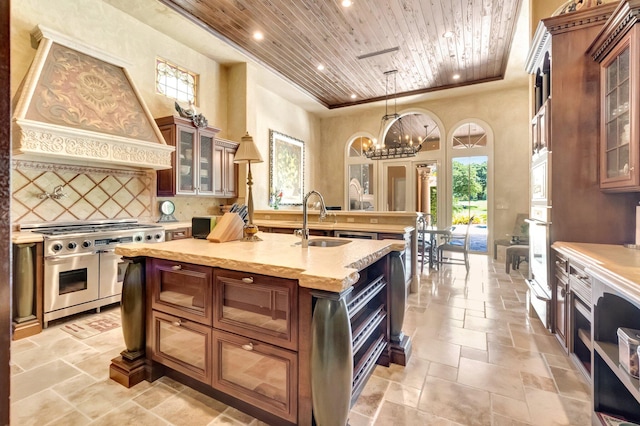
<box><xmin>234</xmin><ymin>132</ymin><xmax>264</xmax><ymax>163</ymax></box>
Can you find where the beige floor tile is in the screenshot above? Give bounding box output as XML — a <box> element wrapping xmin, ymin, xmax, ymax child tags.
<box><xmin>10</xmin><ymin>389</ymin><xmax>76</xmax><ymax>426</ymax></box>
<box><xmin>151</xmin><ymin>387</ymin><xmax>228</xmax><ymax>425</ymax></box>
<box><xmin>428</xmin><ymin>362</ymin><xmax>458</xmax><ymax>382</ymax></box>
<box><xmin>460</xmin><ymin>346</ymin><xmax>488</xmax><ymax>362</ymax></box>
<box><xmin>521</xmin><ymin>371</ymin><xmax>557</xmax><ymax>393</ymax></box>
<box><xmin>457</xmin><ymin>357</ymin><xmax>526</xmax><ymax>400</ymax></box>
<box><xmin>52</xmin><ymin>373</ymin><xmax>98</xmax><ymax>398</ymax></box>
<box><xmin>549</xmin><ymin>366</ymin><xmax>591</xmax><ymax>401</ymax></box>
<box><xmin>90</xmin><ymin>401</ymin><xmax>169</xmax><ymax>425</ymax></box>
<box><xmin>11</xmin><ymin>336</ymin><xmax>89</xmax><ymax>371</ymax></box>
<box><xmin>412</xmin><ymin>337</ymin><xmax>461</xmax><ymax>367</ymax></box>
<box><xmin>437</xmin><ymin>324</ymin><xmax>487</xmax><ymax>351</ymax></box>
<box><xmin>488</xmin><ymin>341</ymin><xmax>552</xmax><ymax>378</ymax></box>
<box><xmin>492</xmin><ymin>413</ymin><xmax>534</xmax><ymax>426</ymax></box>
<box><xmin>524</xmin><ymin>387</ymin><xmax>591</xmax><ymax>426</ymax></box>
<box><xmin>72</xmin><ymin>347</ymin><xmax>123</xmax><ymax>380</ymax></box>
<box><xmin>67</xmin><ymin>378</ymin><xmax>150</xmax><ymax>419</ymax></box>
<box><xmin>491</xmin><ymin>393</ymin><xmax>532</xmax><ymax>423</ymax></box>
<box><xmin>372</xmin><ymin>357</ymin><xmax>429</xmax><ymax>390</ymax></box>
<box><xmin>384</xmin><ymin>381</ymin><xmax>421</xmax><ymax>408</ymax></box>
<box><xmin>511</xmin><ymin>330</ymin><xmax>567</xmax><ymax>357</ymax></box>
<box><xmin>11</xmin><ymin>360</ymin><xmax>82</xmax><ymax>402</ymax></box>
<box><xmin>543</xmin><ymin>353</ymin><xmax>577</xmax><ymax>371</ymax></box>
<box><xmin>133</xmin><ymin>382</ymin><xmax>180</xmax><ymax>410</ymax></box>
<box><xmin>351</xmin><ymin>375</ymin><xmax>390</xmax><ymax>418</ymax></box>
<box><xmin>45</xmin><ymin>410</ymin><xmax>92</xmax><ymax>426</ymax></box>
<box><xmin>347</xmin><ymin>411</ymin><xmax>373</xmax><ymax>426</ymax></box>
<box><xmin>418</xmin><ymin>375</ymin><xmax>492</xmax><ymax>425</ymax></box>
<box><xmin>376</xmin><ymin>400</ymin><xmax>458</xmax><ymax>425</ymax></box>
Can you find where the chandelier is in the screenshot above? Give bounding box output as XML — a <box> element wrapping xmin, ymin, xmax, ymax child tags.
<box><xmin>364</xmin><ymin>70</ymin><xmax>424</xmax><ymax>160</ymax></box>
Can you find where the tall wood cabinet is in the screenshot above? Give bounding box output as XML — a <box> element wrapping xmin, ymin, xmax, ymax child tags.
<box><xmin>155</xmin><ymin>116</ymin><xmax>238</xmax><ymax>198</ymax></box>
<box><xmin>526</xmin><ymin>5</ymin><xmax>639</xmax><ymax>250</ymax></box>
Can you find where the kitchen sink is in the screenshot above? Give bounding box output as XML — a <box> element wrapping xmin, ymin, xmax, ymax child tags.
<box><xmin>295</xmin><ymin>238</ymin><xmax>351</xmax><ymax>247</ymax></box>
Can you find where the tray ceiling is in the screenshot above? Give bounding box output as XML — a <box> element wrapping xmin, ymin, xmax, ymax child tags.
<box><xmin>159</xmin><ymin>0</ymin><xmax>524</xmax><ymax>109</ymax></box>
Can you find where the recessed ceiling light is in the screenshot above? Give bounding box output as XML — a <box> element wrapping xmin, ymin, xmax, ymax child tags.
<box><xmin>350</xmin><ymin>94</ymin><xmax>356</xmax><ymax>99</ymax></box>
<box><xmin>342</xmin><ymin>0</ymin><xmax>353</xmax><ymax>7</ymax></box>
<box><xmin>443</xmin><ymin>31</ymin><xmax>454</xmax><ymax>38</ymax></box>
<box><xmin>453</xmin><ymin>74</ymin><xmax>460</xmax><ymax>80</ymax></box>
<box><xmin>253</xmin><ymin>31</ymin><xmax>264</xmax><ymax>40</ymax></box>
<box><xmin>317</xmin><ymin>64</ymin><xmax>325</xmax><ymax>71</ymax></box>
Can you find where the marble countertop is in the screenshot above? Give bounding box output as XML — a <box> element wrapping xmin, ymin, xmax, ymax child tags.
<box><xmin>254</xmin><ymin>219</ymin><xmax>413</xmax><ymax>234</ymax></box>
<box><xmin>116</xmin><ymin>232</ymin><xmax>406</xmax><ymax>292</ymax></box>
<box><xmin>552</xmin><ymin>242</ymin><xmax>640</xmax><ymax>301</ymax></box>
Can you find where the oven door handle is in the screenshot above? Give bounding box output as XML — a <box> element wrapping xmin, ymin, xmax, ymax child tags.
<box><xmin>527</xmin><ymin>279</ymin><xmax>551</xmax><ymax>302</ymax></box>
<box><xmin>525</xmin><ymin>218</ymin><xmax>551</xmax><ymax>226</ymax></box>
<box><xmin>45</xmin><ymin>251</ymin><xmax>99</xmax><ymax>261</ymax></box>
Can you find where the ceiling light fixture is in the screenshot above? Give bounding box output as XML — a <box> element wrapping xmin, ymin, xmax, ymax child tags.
<box><xmin>342</xmin><ymin>0</ymin><xmax>353</xmax><ymax>7</ymax></box>
<box><xmin>317</xmin><ymin>64</ymin><xmax>325</xmax><ymax>71</ymax></box>
<box><xmin>453</xmin><ymin>73</ymin><xmax>460</xmax><ymax>80</ymax></box>
<box><xmin>350</xmin><ymin>94</ymin><xmax>356</xmax><ymax>99</ymax></box>
<box><xmin>365</xmin><ymin>70</ymin><xmax>423</xmax><ymax>160</ymax></box>
<box><xmin>443</xmin><ymin>30</ymin><xmax>454</xmax><ymax>38</ymax></box>
<box><xmin>253</xmin><ymin>31</ymin><xmax>264</xmax><ymax>40</ymax></box>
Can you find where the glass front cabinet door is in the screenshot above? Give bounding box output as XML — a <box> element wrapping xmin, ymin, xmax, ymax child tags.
<box><xmin>592</xmin><ymin>13</ymin><xmax>640</xmax><ymax>192</ymax></box>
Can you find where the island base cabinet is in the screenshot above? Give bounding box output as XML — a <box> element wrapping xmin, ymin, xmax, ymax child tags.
<box><xmin>211</xmin><ymin>329</ymin><xmax>297</xmax><ymax>424</ymax></box>
<box><xmin>150</xmin><ymin>311</ymin><xmax>212</xmax><ymax>385</ymax></box>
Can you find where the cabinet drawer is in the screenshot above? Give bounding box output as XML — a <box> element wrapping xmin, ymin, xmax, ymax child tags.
<box><xmin>569</xmin><ymin>260</ymin><xmax>591</xmax><ymax>304</ymax></box>
<box><xmin>554</xmin><ymin>252</ymin><xmax>568</xmax><ymax>277</ymax></box>
<box><xmin>212</xmin><ymin>329</ymin><xmax>297</xmax><ymax>423</ymax></box>
<box><xmin>214</xmin><ymin>269</ymin><xmax>298</xmax><ymax>350</ymax></box>
<box><xmin>151</xmin><ymin>311</ymin><xmax>212</xmax><ymax>385</ymax></box>
<box><xmin>150</xmin><ymin>259</ymin><xmax>213</xmax><ymax>325</ymax></box>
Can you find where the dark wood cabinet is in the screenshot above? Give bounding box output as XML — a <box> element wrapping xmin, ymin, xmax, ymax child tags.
<box><xmin>213</xmin><ymin>268</ymin><xmax>298</xmax><ymax>351</ymax></box>
<box><xmin>212</xmin><ymin>329</ymin><xmax>298</xmax><ymax>423</ymax></box>
<box><xmin>155</xmin><ymin>116</ymin><xmax>221</xmax><ymax>196</ymax></box>
<box><xmin>553</xmin><ymin>251</ymin><xmax>568</xmax><ymax>350</ymax></box>
<box><xmin>590</xmin><ymin>1</ymin><xmax>640</xmax><ymax>192</ymax></box>
<box><xmin>149</xmin><ymin>258</ymin><xmax>213</xmax><ymax>326</ymax></box>
<box><xmin>150</xmin><ymin>310</ymin><xmax>212</xmax><ymax>384</ymax></box>
<box><xmin>526</xmin><ymin>4</ymin><xmax>640</xmax><ymax>319</ymax></box>
<box><xmin>213</xmin><ymin>138</ymin><xmax>239</xmax><ymax>198</ymax></box>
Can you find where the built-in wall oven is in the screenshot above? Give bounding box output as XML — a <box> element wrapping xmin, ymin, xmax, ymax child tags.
<box><xmin>526</xmin><ymin>150</ymin><xmax>553</xmax><ymax>329</ymax></box>
<box><xmin>23</xmin><ymin>220</ymin><xmax>165</xmax><ymax>327</ymax></box>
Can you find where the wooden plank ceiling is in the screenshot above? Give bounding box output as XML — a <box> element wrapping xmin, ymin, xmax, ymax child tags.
<box><xmin>159</xmin><ymin>0</ymin><xmax>523</xmax><ymax>109</ymax></box>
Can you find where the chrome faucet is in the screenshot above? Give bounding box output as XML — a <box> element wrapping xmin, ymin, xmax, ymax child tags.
<box><xmin>298</xmin><ymin>190</ymin><xmax>328</xmax><ymax>248</ymax></box>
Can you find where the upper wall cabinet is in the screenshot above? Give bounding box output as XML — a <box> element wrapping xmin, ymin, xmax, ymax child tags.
<box><xmin>212</xmin><ymin>138</ymin><xmax>239</xmax><ymax>198</ymax></box>
<box><xmin>155</xmin><ymin>116</ymin><xmax>221</xmax><ymax>196</ymax></box>
<box><xmin>590</xmin><ymin>0</ymin><xmax>640</xmax><ymax>192</ymax></box>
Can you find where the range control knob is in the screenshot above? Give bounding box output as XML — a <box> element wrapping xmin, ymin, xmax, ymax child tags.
<box><xmin>82</xmin><ymin>240</ymin><xmax>92</xmax><ymax>248</ymax></box>
<box><xmin>52</xmin><ymin>243</ymin><xmax>63</xmax><ymax>252</ymax></box>
<box><xmin>134</xmin><ymin>235</ymin><xmax>143</xmax><ymax>242</ymax></box>
<box><xmin>145</xmin><ymin>234</ymin><xmax>153</xmax><ymax>241</ymax></box>
<box><xmin>67</xmin><ymin>242</ymin><xmax>77</xmax><ymax>250</ymax></box>
<box><xmin>155</xmin><ymin>233</ymin><xmax>163</xmax><ymax>240</ymax></box>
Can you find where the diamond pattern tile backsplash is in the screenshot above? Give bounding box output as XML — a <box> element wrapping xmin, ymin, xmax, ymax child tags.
<box><xmin>11</xmin><ymin>160</ymin><xmax>155</xmax><ymax>224</ymax></box>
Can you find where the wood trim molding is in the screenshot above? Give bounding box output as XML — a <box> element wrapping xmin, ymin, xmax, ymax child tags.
<box><xmin>589</xmin><ymin>0</ymin><xmax>640</xmax><ymax>62</ymax></box>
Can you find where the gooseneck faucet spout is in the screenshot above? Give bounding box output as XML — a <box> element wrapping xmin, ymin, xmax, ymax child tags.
<box><xmin>300</xmin><ymin>190</ymin><xmax>328</xmax><ymax>248</ymax></box>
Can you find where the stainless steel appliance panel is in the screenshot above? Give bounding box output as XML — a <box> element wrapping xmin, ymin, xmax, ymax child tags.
<box><xmin>44</xmin><ymin>251</ymin><xmax>100</xmax><ymax>313</ymax></box>
<box><xmin>98</xmin><ymin>249</ymin><xmax>126</xmax><ymax>299</ymax></box>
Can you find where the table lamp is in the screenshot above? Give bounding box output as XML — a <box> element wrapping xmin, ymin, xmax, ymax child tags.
<box><xmin>234</xmin><ymin>132</ymin><xmax>264</xmax><ymax>241</ymax></box>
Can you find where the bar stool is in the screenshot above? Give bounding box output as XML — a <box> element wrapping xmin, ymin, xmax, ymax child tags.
<box><xmin>505</xmin><ymin>245</ymin><xmax>529</xmax><ymax>273</ymax></box>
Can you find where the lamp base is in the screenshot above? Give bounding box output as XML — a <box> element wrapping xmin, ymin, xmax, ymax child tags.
<box><xmin>243</xmin><ymin>224</ymin><xmax>262</xmax><ymax>242</ymax></box>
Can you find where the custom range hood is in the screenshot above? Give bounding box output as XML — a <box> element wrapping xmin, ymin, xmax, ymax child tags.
<box><xmin>12</xmin><ymin>25</ymin><xmax>173</xmax><ymax>170</ymax></box>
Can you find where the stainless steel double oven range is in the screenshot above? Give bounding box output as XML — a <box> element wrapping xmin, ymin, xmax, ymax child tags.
<box><xmin>526</xmin><ymin>150</ymin><xmax>553</xmax><ymax>329</ymax></box>
<box><xmin>22</xmin><ymin>219</ymin><xmax>165</xmax><ymax>327</ymax></box>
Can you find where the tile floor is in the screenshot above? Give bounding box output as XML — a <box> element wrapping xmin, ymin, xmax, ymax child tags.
<box><xmin>10</xmin><ymin>255</ymin><xmax>591</xmax><ymax>425</ymax></box>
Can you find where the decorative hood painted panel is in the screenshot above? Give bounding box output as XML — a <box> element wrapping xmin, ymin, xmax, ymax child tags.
<box><xmin>12</xmin><ymin>25</ymin><xmax>174</xmax><ymax>170</ymax></box>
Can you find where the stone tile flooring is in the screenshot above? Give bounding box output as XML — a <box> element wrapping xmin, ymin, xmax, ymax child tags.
<box><xmin>10</xmin><ymin>255</ymin><xmax>591</xmax><ymax>425</ymax></box>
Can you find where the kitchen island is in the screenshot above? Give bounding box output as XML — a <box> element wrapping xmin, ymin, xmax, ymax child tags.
<box><xmin>111</xmin><ymin>232</ymin><xmax>410</xmax><ymax>426</ymax></box>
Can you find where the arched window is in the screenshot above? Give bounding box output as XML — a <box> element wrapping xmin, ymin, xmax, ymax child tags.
<box><xmin>346</xmin><ymin>136</ymin><xmax>375</xmax><ymax>210</ymax></box>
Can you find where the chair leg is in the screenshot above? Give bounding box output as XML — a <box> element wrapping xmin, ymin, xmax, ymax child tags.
<box><xmin>464</xmin><ymin>251</ymin><xmax>469</xmax><ymax>271</ymax></box>
<box><xmin>505</xmin><ymin>254</ymin><xmax>511</xmax><ymax>274</ymax></box>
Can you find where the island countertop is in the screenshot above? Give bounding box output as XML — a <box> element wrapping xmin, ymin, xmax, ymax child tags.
<box><xmin>115</xmin><ymin>232</ymin><xmax>406</xmax><ymax>292</ymax></box>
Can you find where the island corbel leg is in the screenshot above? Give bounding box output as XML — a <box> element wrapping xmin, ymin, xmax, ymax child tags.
<box><xmin>109</xmin><ymin>256</ymin><xmax>147</xmax><ymax>388</ymax></box>
<box><xmin>389</xmin><ymin>250</ymin><xmax>412</xmax><ymax>366</ymax></box>
<box><xmin>310</xmin><ymin>290</ymin><xmax>353</xmax><ymax>426</ymax></box>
